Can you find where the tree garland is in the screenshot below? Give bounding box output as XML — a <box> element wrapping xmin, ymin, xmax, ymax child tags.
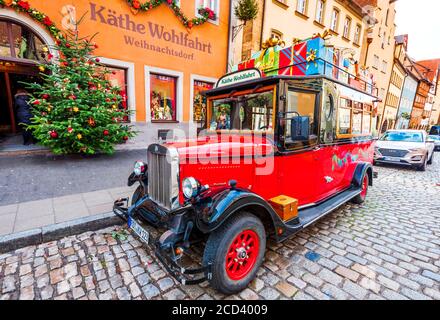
<box><xmin>0</xmin><ymin>0</ymin><xmax>64</xmax><ymax>40</ymax></box>
<box><xmin>127</xmin><ymin>0</ymin><xmax>216</xmax><ymax>29</ymax></box>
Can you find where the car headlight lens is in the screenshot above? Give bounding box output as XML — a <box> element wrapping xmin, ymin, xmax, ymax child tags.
<box><xmin>409</xmin><ymin>148</ymin><xmax>424</xmax><ymax>153</ymax></box>
<box><xmin>133</xmin><ymin>161</ymin><xmax>146</xmax><ymax>176</ymax></box>
<box><xmin>182</xmin><ymin>177</ymin><xmax>199</xmax><ymax>199</ymax></box>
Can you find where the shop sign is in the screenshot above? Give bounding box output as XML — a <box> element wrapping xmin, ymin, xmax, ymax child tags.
<box><xmin>216</xmin><ymin>69</ymin><xmax>261</xmax><ymax>88</ymax></box>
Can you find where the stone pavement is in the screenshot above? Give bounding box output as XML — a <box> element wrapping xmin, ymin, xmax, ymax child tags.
<box><xmin>0</xmin><ymin>186</ymin><xmax>135</xmax><ymax>236</ymax></box>
<box><xmin>0</xmin><ymin>157</ymin><xmax>439</xmax><ymax>300</ymax></box>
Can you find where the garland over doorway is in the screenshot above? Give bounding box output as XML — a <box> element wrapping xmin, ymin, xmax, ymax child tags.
<box><xmin>0</xmin><ymin>0</ymin><xmax>63</xmax><ymax>39</ymax></box>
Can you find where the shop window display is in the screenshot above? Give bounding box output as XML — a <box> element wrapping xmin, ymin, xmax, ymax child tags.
<box><xmin>193</xmin><ymin>80</ymin><xmax>214</xmax><ymax>126</ymax></box>
<box><xmin>150</xmin><ymin>73</ymin><xmax>177</xmax><ymax>121</ymax></box>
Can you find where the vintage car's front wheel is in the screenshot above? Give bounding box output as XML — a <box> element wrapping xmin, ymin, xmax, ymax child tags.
<box><xmin>203</xmin><ymin>212</ymin><xmax>266</xmax><ymax>294</ymax></box>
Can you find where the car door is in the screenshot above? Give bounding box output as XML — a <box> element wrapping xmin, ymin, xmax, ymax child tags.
<box><xmin>315</xmin><ymin>82</ymin><xmax>347</xmax><ymax>201</ymax></box>
<box><xmin>278</xmin><ymin>87</ymin><xmax>321</xmax><ymax>206</ymax></box>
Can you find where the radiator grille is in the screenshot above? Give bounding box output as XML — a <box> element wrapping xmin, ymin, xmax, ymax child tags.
<box><xmin>379</xmin><ymin>148</ymin><xmax>408</xmax><ymax>158</ymax></box>
<box><xmin>147</xmin><ymin>145</ymin><xmax>179</xmax><ymax>210</ymax></box>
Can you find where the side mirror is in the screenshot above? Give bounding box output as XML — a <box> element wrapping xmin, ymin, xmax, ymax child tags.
<box><xmin>291</xmin><ymin>116</ymin><xmax>310</xmax><ymax>141</ymax></box>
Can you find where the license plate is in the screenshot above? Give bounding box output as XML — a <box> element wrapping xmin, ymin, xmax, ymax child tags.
<box><xmin>384</xmin><ymin>156</ymin><xmax>401</xmax><ymax>162</ymax></box>
<box><xmin>128</xmin><ymin>217</ymin><xmax>149</xmax><ymax>244</ymax></box>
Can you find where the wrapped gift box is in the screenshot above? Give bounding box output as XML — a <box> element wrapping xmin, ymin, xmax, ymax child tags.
<box><xmin>233</xmin><ymin>36</ymin><xmax>334</xmax><ymax>78</ymax></box>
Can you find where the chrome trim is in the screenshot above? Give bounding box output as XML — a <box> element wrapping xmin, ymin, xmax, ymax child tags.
<box><xmin>147</xmin><ymin>144</ymin><xmax>180</xmax><ymax>210</ymax></box>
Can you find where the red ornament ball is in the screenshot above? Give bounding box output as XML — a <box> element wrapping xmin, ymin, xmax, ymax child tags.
<box><xmin>42</xmin><ymin>94</ymin><xmax>49</xmax><ymax>99</ymax></box>
<box><xmin>65</xmin><ymin>43</ymin><xmax>71</xmax><ymax>48</ymax></box>
<box><xmin>95</xmin><ymin>58</ymin><xmax>100</xmax><ymax>62</ymax></box>
<box><xmin>50</xmin><ymin>131</ymin><xmax>58</xmax><ymax>139</ymax></box>
<box><xmin>103</xmin><ymin>130</ymin><xmax>109</xmax><ymax>136</ymax></box>
<box><xmin>69</xmin><ymin>94</ymin><xmax>76</xmax><ymax>100</ymax></box>
<box><xmin>33</xmin><ymin>100</ymin><xmax>41</xmax><ymax>105</ymax></box>
<box><xmin>122</xmin><ymin>136</ymin><xmax>129</xmax><ymax>141</ymax></box>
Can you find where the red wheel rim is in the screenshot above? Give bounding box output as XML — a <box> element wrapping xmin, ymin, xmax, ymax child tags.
<box><xmin>225</xmin><ymin>229</ymin><xmax>260</xmax><ymax>281</ymax></box>
<box><xmin>360</xmin><ymin>175</ymin><xmax>368</xmax><ymax>199</ymax></box>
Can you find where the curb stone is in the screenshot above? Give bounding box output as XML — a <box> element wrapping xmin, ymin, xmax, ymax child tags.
<box><xmin>0</xmin><ymin>212</ymin><xmax>124</xmax><ymax>254</ymax></box>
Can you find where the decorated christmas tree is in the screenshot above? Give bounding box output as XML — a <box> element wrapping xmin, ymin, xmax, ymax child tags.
<box><xmin>24</xmin><ymin>28</ymin><xmax>136</xmax><ymax>155</ymax></box>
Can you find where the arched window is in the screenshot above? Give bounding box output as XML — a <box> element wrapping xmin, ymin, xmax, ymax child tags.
<box><xmin>0</xmin><ymin>19</ymin><xmax>47</xmax><ymax>62</ymax></box>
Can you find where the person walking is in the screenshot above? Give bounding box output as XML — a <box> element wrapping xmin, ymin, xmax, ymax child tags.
<box><xmin>14</xmin><ymin>88</ymin><xmax>34</xmax><ymax>145</ymax></box>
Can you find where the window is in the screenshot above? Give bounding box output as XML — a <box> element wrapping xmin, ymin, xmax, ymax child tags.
<box><xmin>320</xmin><ymin>93</ymin><xmax>336</xmax><ymax>143</ymax></box>
<box><xmin>297</xmin><ymin>0</ymin><xmax>308</xmax><ymax>15</ymax></box>
<box><xmin>338</xmin><ymin>99</ymin><xmax>351</xmax><ymax>135</ymax></box>
<box><xmin>381</xmin><ymin>60</ymin><xmax>388</xmax><ymax>73</ymax></box>
<box><xmin>209</xmin><ymin>88</ymin><xmax>275</xmax><ymax>132</ymax></box>
<box><xmin>354</xmin><ymin>24</ymin><xmax>361</xmax><ymax>44</ymax></box>
<box><xmin>196</xmin><ymin>0</ymin><xmax>219</xmax><ymax>22</ymax></box>
<box><xmin>150</xmin><ymin>73</ymin><xmax>177</xmax><ymax>121</ymax></box>
<box><xmin>343</xmin><ymin>16</ymin><xmax>351</xmax><ymax>39</ymax></box>
<box><xmin>105</xmin><ymin>66</ymin><xmax>129</xmax><ymax>122</ymax></box>
<box><xmin>284</xmin><ymin>90</ymin><xmax>318</xmax><ymax>149</ymax></box>
<box><xmin>0</xmin><ymin>19</ymin><xmax>46</xmax><ymax>61</ymax></box>
<box><xmin>315</xmin><ymin>0</ymin><xmax>325</xmax><ymax>24</ymax></box>
<box><xmin>385</xmin><ymin>9</ymin><xmax>389</xmax><ymax>26</ymax></box>
<box><xmin>373</xmin><ymin>55</ymin><xmax>379</xmax><ymax>69</ymax></box>
<box><xmin>330</xmin><ymin>9</ymin><xmax>339</xmax><ymax>32</ymax></box>
<box><xmin>270</xmin><ymin>29</ymin><xmax>283</xmax><ymax>40</ymax></box>
<box><xmin>337</xmin><ymin>98</ymin><xmax>372</xmax><ymax>137</ymax></box>
<box><xmin>193</xmin><ymin>80</ymin><xmax>214</xmax><ymax>125</ymax></box>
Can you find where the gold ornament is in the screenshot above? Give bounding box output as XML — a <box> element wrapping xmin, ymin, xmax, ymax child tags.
<box><xmin>73</xmin><ymin>107</ymin><xmax>79</xmax><ymax>112</ymax></box>
<box><xmin>77</xmin><ymin>134</ymin><xmax>82</xmax><ymax>140</ymax></box>
<box><xmin>39</xmin><ymin>65</ymin><xmax>45</xmax><ymax>72</ymax></box>
<box><xmin>42</xmin><ymin>47</ymin><xmax>49</xmax><ymax>53</ymax></box>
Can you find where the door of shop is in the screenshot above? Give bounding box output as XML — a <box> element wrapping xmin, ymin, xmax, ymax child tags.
<box><xmin>0</xmin><ymin>62</ymin><xmax>40</xmax><ymax>134</ymax></box>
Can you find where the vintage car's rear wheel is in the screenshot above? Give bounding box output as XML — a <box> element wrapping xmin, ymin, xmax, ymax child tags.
<box><xmin>351</xmin><ymin>174</ymin><xmax>369</xmax><ymax>204</ymax></box>
<box><xmin>203</xmin><ymin>212</ymin><xmax>266</xmax><ymax>294</ymax></box>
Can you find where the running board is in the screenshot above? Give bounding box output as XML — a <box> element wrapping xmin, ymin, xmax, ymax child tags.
<box><xmin>287</xmin><ymin>187</ymin><xmax>361</xmax><ymax>229</ymax></box>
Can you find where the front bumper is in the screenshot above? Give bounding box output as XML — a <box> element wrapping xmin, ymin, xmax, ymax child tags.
<box><xmin>374</xmin><ymin>152</ymin><xmax>426</xmax><ymax>166</ymax></box>
<box><xmin>113</xmin><ymin>198</ymin><xmax>211</xmax><ymax>285</ymax></box>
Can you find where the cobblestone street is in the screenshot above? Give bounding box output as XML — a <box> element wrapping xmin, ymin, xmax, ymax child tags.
<box><xmin>1</xmin><ymin>157</ymin><xmax>439</xmax><ymax>300</ymax></box>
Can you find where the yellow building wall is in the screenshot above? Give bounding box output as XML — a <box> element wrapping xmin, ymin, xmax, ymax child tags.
<box><xmin>260</xmin><ymin>0</ymin><xmax>366</xmax><ymax>62</ymax></box>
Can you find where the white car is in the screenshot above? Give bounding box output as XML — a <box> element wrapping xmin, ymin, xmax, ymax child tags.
<box><xmin>374</xmin><ymin>130</ymin><xmax>435</xmax><ymax>171</ymax></box>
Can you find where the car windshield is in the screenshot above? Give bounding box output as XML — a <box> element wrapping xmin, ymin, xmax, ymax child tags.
<box><xmin>380</xmin><ymin>131</ymin><xmax>423</xmax><ymax>143</ymax></box>
<box><xmin>209</xmin><ymin>88</ymin><xmax>274</xmax><ymax>132</ymax></box>
<box><xmin>429</xmin><ymin>135</ymin><xmax>440</xmax><ymax>141</ymax></box>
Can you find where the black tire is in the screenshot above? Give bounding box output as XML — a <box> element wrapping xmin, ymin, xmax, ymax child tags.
<box><xmin>131</xmin><ymin>185</ymin><xmax>145</xmax><ymax>205</ymax></box>
<box><xmin>203</xmin><ymin>212</ymin><xmax>266</xmax><ymax>295</ymax></box>
<box><xmin>417</xmin><ymin>156</ymin><xmax>427</xmax><ymax>171</ymax></box>
<box><xmin>351</xmin><ymin>174</ymin><xmax>369</xmax><ymax>204</ymax></box>
<box><xmin>427</xmin><ymin>152</ymin><xmax>434</xmax><ymax>165</ymax></box>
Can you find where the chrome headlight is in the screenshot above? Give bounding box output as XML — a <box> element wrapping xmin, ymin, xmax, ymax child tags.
<box><xmin>182</xmin><ymin>177</ymin><xmax>199</xmax><ymax>199</ymax></box>
<box><xmin>409</xmin><ymin>148</ymin><xmax>425</xmax><ymax>154</ymax></box>
<box><xmin>133</xmin><ymin>161</ymin><xmax>146</xmax><ymax>176</ymax></box>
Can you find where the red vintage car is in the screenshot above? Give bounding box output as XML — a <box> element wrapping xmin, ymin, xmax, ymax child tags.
<box><xmin>114</xmin><ymin>71</ymin><xmax>377</xmax><ymax>294</ymax></box>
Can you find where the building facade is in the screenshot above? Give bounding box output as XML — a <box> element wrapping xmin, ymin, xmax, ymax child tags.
<box><xmin>380</xmin><ymin>35</ymin><xmax>406</xmax><ymax>133</ymax></box>
<box><xmin>395</xmin><ymin>68</ymin><xmax>417</xmax><ymax>129</ymax></box>
<box><xmin>0</xmin><ymin>0</ymin><xmax>231</xmax><ymax>139</ymax></box>
<box><xmin>409</xmin><ymin>78</ymin><xmax>431</xmax><ymax>129</ymax></box>
<box><xmin>417</xmin><ymin>59</ymin><xmax>440</xmax><ymax>127</ymax></box>
<box><xmin>230</xmin><ymin>0</ymin><xmax>373</xmax><ymax>70</ymax></box>
<box><xmin>359</xmin><ymin>0</ymin><xmax>396</xmax><ymax>134</ymax></box>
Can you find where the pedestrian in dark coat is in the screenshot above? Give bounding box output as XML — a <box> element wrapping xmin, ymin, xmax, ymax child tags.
<box><xmin>14</xmin><ymin>89</ymin><xmax>34</xmax><ymax>145</ymax></box>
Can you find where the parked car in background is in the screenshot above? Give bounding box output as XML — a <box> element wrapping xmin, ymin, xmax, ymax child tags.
<box><xmin>429</xmin><ymin>125</ymin><xmax>440</xmax><ymax>136</ymax></box>
<box><xmin>374</xmin><ymin>130</ymin><xmax>435</xmax><ymax>171</ymax></box>
<box><xmin>428</xmin><ymin>135</ymin><xmax>440</xmax><ymax>151</ymax></box>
